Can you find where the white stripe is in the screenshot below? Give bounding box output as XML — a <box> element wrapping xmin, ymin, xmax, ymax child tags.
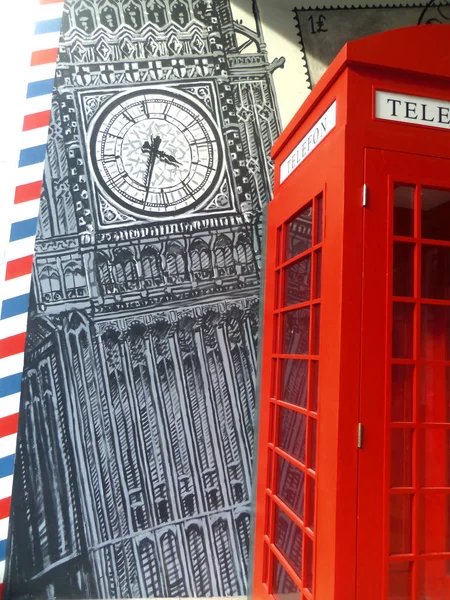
<box><xmin>0</xmin><ymin>436</ymin><xmax>17</xmax><ymax>462</ymax></box>
<box><xmin>21</xmin><ymin>126</ymin><xmax>49</xmax><ymax>150</ymax></box>
<box><xmin>38</xmin><ymin>2</ymin><xmax>65</xmax><ymax>21</ymax></box>
<box><xmin>27</xmin><ymin>61</ymin><xmax>58</xmax><ymax>83</ymax></box>
<box><xmin>11</xmin><ymin>199</ymin><xmax>41</xmax><ymax>224</ymax></box>
<box><xmin>0</xmin><ymin>394</ymin><xmax>20</xmax><ymax>420</ymax></box>
<box><xmin>0</xmin><ymin>355</ymin><xmax>25</xmax><ymax>380</ymax></box>
<box><xmin>1</xmin><ymin>275</ymin><xmax>32</xmax><ymax>302</ymax></box>
<box><xmin>31</xmin><ymin>31</ymin><xmax>60</xmax><ymax>52</ymax></box>
<box><xmin>16</xmin><ymin>163</ymin><xmax>45</xmax><ymax>185</ymax></box>
<box><xmin>0</xmin><ymin>475</ymin><xmax>13</xmax><ymax>501</ymax></box>
<box><xmin>0</xmin><ymin>559</ymin><xmax>5</xmax><ymax>584</ymax></box>
<box><xmin>0</xmin><ymin>314</ymin><xmax>29</xmax><ymax>340</ymax></box>
<box><xmin>0</xmin><ymin>518</ymin><xmax>10</xmax><ymax>542</ymax></box>
<box><xmin>23</xmin><ymin>94</ymin><xmax>54</xmax><ymax>117</ymax></box>
<box><xmin>5</xmin><ymin>237</ymin><xmax>36</xmax><ymax>262</ymax></box>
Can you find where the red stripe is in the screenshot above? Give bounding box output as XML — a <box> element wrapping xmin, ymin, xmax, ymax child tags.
<box><xmin>39</xmin><ymin>0</ymin><xmax>64</xmax><ymax>4</ymax></box>
<box><xmin>0</xmin><ymin>334</ymin><xmax>26</xmax><ymax>360</ymax></box>
<box><xmin>22</xmin><ymin>110</ymin><xmax>51</xmax><ymax>132</ymax></box>
<box><xmin>5</xmin><ymin>256</ymin><xmax>34</xmax><ymax>281</ymax></box>
<box><xmin>0</xmin><ymin>498</ymin><xmax>11</xmax><ymax>521</ymax></box>
<box><xmin>0</xmin><ymin>414</ymin><xmax>19</xmax><ymax>439</ymax></box>
<box><xmin>30</xmin><ymin>48</ymin><xmax>58</xmax><ymax>67</ymax></box>
<box><xmin>14</xmin><ymin>181</ymin><xmax>42</xmax><ymax>204</ymax></box>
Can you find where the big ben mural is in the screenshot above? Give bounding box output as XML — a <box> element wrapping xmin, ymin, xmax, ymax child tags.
<box><xmin>4</xmin><ymin>0</ymin><xmax>282</xmax><ymax>598</ymax></box>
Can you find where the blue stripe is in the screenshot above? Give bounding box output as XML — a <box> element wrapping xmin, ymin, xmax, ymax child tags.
<box><xmin>0</xmin><ymin>539</ymin><xmax>7</xmax><ymax>562</ymax></box>
<box><xmin>0</xmin><ymin>374</ymin><xmax>22</xmax><ymax>399</ymax></box>
<box><xmin>34</xmin><ymin>18</ymin><xmax>62</xmax><ymax>35</ymax></box>
<box><xmin>19</xmin><ymin>145</ymin><xmax>47</xmax><ymax>168</ymax></box>
<box><xmin>0</xmin><ymin>455</ymin><xmax>15</xmax><ymax>480</ymax></box>
<box><xmin>9</xmin><ymin>218</ymin><xmax>38</xmax><ymax>243</ymax></box>
<box><xmin>26</xmin><ymin>78</ymin><xmax>54</xmax><ymax>99</ymax></box>
<box><xmin>1</xmin><ymin>294</ymin><xmax>30</xmax><ymax>320</ymax></box>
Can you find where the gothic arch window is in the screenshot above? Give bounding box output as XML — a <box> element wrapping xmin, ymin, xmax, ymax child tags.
<box><xmin>166</xmin><ymin>242</ymin><xmax>187</xmax><ymax>284</ymax></box>
<box><xmin>160</xmin><ymin>532</ymin><xmax>187</xmax><ymax>596</ymax></box>
<box><xmin>73</xmin><ymin>0</ymin><xmax>96</xmax><ymax>33</ymax></box>
<box><xmin>114</xmin><ymin>249</ymin><xmax>138</xmax><ymax>290</ymax></box>
<box><xmin>236</xmin><ymin>512</ymin><xmax>251</xmax><ymax>576</ymax></box>
<box><xmin>193</xmin><ymin>0</ymin><xmax>208</xmax><ymax>21</ymax></box>
<box><xmin>187</xmin><ymin>525</ymin><xmax>212</xmax><ymax>596</ymax></box>
<box><xmin>64</xmin><ymin>261</ymin><xmax>87</xmax><ymax>299</ymax></box>
<box><xmin>124</xmin><ymin>0</ymin><xmax>144</xmax><ymax>29</ymax></box>
<box><xmin>40</xmin><ymin>265</ymin><xmax>63</xmax><ymax>302</ymax></box>
<box><xmin>236</xmin><ymin>234</ymin><xmax>254</xmax><ymax>274</ymax></box>
<box><xmin>141</xmin><ymin>246</ymin><xmax>163</xmax><ymax>286</ymax></box>
<box><xmin>190</xmin><ymin>239</ymin><xmax>212</xmax><ymax>280</ymax></box>
<box><xmin>145</xmin><ymin>0</ymin><xmax>168</xmax><ymax>26</ymax></box>
<box><xmin>139</xmin><ymin>539</ymin><xmax>163</xmax><ymax>597</ymax></box>
<box><xmin>98</xmin><ymin>0</ymin><xmax>120</xmax><ymax>30</ymax></box>
<box><xmin>170</xmin><ymin>0</ymin><xmax>190</xmax><ymax>26</ymax></box>
<box><xmin>95</xmin><ymin>252</ymin><xmax>115</xmax><ymax>294</ymax></box>
<box><xmin>212</xmin><ymin>519</ymin><xmax>239</xmax><ymax>595</ymax></box>
<box><xmin>214</xmin><ymin>235</ymin><xmax>235</xmax><ymax>276</ymax></box>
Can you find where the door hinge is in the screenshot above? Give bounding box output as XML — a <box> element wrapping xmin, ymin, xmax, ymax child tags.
<box><xmin>357</xmin><ymin>423</ymin><xmax>364</xmax><ymax>449</ymax></box>
<box><xmin>362</xmin><ymin>184</ymin><xmax>368</xmax><ymax>208</ymax></box>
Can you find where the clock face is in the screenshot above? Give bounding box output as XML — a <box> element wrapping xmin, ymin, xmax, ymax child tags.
<box><xmin>89</xmin><ymin>87</ymin><xmax>224</xmax><ymax>218</ymax></box>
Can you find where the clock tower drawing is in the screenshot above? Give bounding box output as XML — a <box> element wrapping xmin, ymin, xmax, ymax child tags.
<box><xmin>5</xmin><ymin>0</ymin><xmax>282</xmax><ymax>598</ymax></box>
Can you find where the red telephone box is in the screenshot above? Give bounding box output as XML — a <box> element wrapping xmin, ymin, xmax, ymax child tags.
<box><xmin>251</xmin><ymin>25</ymin><xmax>450</xmax><ymax>600</ymax></box>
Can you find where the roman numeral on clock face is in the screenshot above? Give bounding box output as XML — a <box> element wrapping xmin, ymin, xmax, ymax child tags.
<box><xmin>107</xmin><ymin>171</ymin><xmax>127</xmax><ymax>186</ymax></box>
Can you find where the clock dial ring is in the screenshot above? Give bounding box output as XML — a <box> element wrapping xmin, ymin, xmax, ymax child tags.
<box><xmin>89</xmin><ymin>87</ymin><xmax>224</xmax><ymax>218</ymax></box>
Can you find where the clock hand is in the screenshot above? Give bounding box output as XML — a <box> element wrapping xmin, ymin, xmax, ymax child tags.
<box><xmin>156</xmin><ymin>149</ymin><xmax>182</xmax><ymax>167</ymax></box>
<box><xmin>142</xmin><ymin>135</ymin><xmax>162</xmax><ymax>209</ymax></box>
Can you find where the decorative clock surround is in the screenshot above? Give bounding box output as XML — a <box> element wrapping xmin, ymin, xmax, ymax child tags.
<box><xmin>5</xmin><ymin>1</ymin><xmax>282</xmax><ymax>598</ymax></box>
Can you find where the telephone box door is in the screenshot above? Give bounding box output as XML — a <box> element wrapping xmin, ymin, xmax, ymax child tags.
<box><xmin>358</xmin><ymin>149</ymin><xmax>450</xmax><ymax>600</ymax></box>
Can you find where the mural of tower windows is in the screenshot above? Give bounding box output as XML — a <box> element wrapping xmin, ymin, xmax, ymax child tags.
<box><xmin>4</xmin><ymin>0</ymin><xmax>283</xmax><ymax>597</ymax></box>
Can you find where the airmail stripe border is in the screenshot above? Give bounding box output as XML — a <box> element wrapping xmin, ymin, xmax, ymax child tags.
<box><xmin>0</xmin><ymin>0</ymin><xmax>63</xmax><ymax>591</ymax></box>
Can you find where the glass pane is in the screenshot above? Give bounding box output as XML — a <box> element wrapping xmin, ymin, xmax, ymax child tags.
<box><xmin>280</xmin><ymin>360</ymin><xmax>308</xmax><ymax>408</ymax></box>
<box><xmin>420</xmin><ymin>365</ymin><xmax>450</xmax><ymax>423</ymax></box>
<box><xmin>271</xmin><ymin>360</ymin><xmax>278</xmax><ymax>398</ymax></box>
<box><xmin>275</xmin><ymin>271</ymin><xmax>281</xmax><ymax>308</ymax></box>
<box><xmin>273</xmin><ymin>315</ymin><xmax>280</xmax><ymax>353</ymax></box>
<box><xmin>282</xmin><ymin>308</ymin><xmax>310</xmax><ymax>355</ymax></box>
<box><xmin>389</xmin><ymin>562</ymin><xmax>412</xmax><ymax>600</ymax></box>
<box><xmin>274</xmin><ymin>505</ymin><xmax>303</xmax><ymax>577</ymax></box>
<box><xmin>418</xmin><ymin>560</ymin><xmax>449</xmax><ymax>600</ymax></box>
<box><xmin>419</xmin><ymin>493</ymin><xmax>450</xmax><ymax>554</ymax></box>
<box><xmin>276</xmin><ymin>454</ymin><xmax>305</xmax><ymax>519</ymax></box>
<box><xmin>308</xmin><ymin>418</ymin><xmax>317</xmax><ymax>472</ymax></box>
<box><xmin>284</xmin><ymin>256</ymin><xmax>311</xmax><ymax>306</ymax></box>
<box><xmin>314</xmin><ymin>250</ymin><xmax>322</xmax><ymax>299</ymax></box>
<box><xmin>421</xmin><ymin>245</ymin><xmax>450</xmax><ymax>300</ymax></box>
<box><xmin>265</xmin><ymin>495</ymin><xmax>272</xmax><ymax>536</ymax></box>
<box><xmin>392</xmin><ymin>303</ymin><xmax>414</xmax><ymax>359</ymax></box>
<box><xmin>278</xmin><ymin>407</ymin><xmax>307</xmax><ymax>465</ymax></box>
<box><xmin>315</xmin><ymin>193</ymin><xmax>323</xmax><ymax>245</ymax></box>
<box><xmin>394</xmin><ymin>184</ymin><xmax>415</xmax><ymax>237</ymax></box>
<box><xmin>310</xmin><ymin>361</ymin><xmax>319</xmax><ymax>413</ymax></box>
<box><xmin>419</xmin><ymin>429</ymin><xmax>450</xmax><ymax>487</ymax></box>
<box><xmin>286</xmin><ymin>204</ymin><xmax>312</xmax><ymax>260</ymax></box>
<box><xmin>312</xmin><ymin>305</ymin><xmax>320</xmax><ymax>355</ymax></box>
<box><xmin>391</xmin><ymin>428</ymin><xmax>413</xmax><ymax>488</ymax></box>
<box><xmin>421</xmin><ymin>304</ymin><xmax>450</xmax><ymax>360</ymax></box>
<box><xmin>421</xmin><ymin>187</ymin><xmax>450</xmax><ymax>241</ymax></box>
<box><xmin>393</xmin><ymin>243</ymin><xmax>414</xmax><ymax>297</ymax></box>
<box><xmin>390</xmin><ymin>495</ymin><xmax>412</xmax><ymax>554</ymax></box>
<box><xmin>391</xmin><ymin>365</ymin><xmax>414</xmax><ymax>422</ymax></box>
<box><xmin>276</xmin><ymin>227</ymin><xmax>282</xmax><ymax>266</ymax></box>
<box><xmin>272</xmin><ymin>554</ymin><xmax>301</xmax><ymax>600</ymax></box>
<box><xmin>304</xmin><ymin>534</ymin><xmax>314</xmax><ymax>592</ymax></box>
<box><xmin>306</xmin><ymin>477</ymin><xmax>315</xmax><ymax>531</ymax></box>
<box><xmin>268</xmin><ymin>449</ymin><xmax>274</xmax><ymax>488</ymax></box>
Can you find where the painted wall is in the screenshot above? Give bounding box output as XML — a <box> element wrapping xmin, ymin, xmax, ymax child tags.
<box><xmin>1</xmin><ymin>0</ymin><xmax>448</xmax><ymax>598</ymax></box>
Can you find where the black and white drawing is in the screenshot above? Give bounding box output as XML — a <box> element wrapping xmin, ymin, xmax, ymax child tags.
<box><xmin>294</xmin><ymin>0</ymin><xmax>450</xmax><ymax>88</ymax></box>
<box><xmin>4</xmin><ymin>0</ymin><xmax>283</xmax><ymax>598</ymax></box>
